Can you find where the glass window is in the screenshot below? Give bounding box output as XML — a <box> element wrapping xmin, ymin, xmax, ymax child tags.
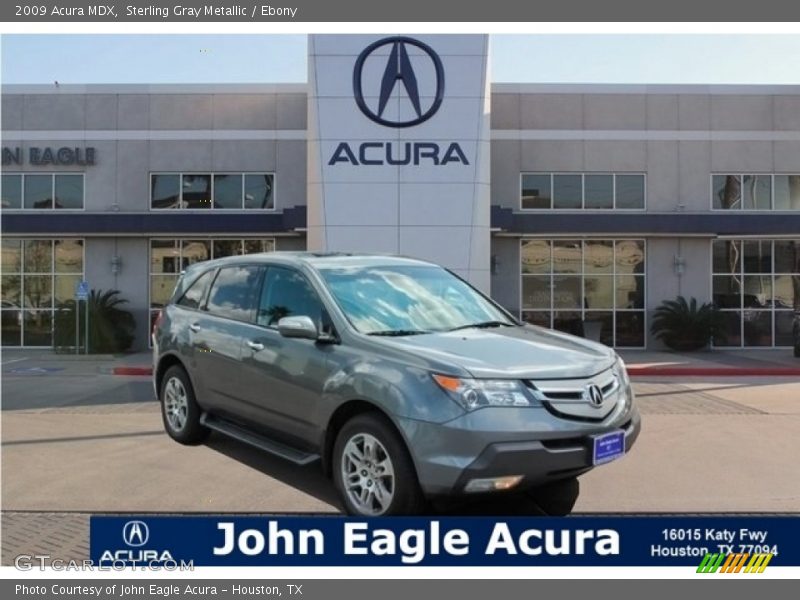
<box><xmin>181</xmin><ymin>240</ymin><xmax>211</xmax><ymax>269</ymax></box>
<box><xmin>774</xmin><ymin>241</ymin><xmax>800</xmax><ymax>273</ymax></box>
<box><xmin>713</xmin><ymin>240</ymin><xmax>741</xmax><ymax>274</ymax></box>
<box><xmin>584</xmin><ymin>175</ymin><xmax>613</xmax><ymax>209</ymax></box>
<box><xmin>181</xmin><ymin>174</ymin><xmax>211</xmax><ymax>209</ymax></box>
<box><xmin>743</xmin><ymin>240</ymin><xmax>772</xmax><ymax>273</ymax></box>
<box><xmin>584</xmin><ymin>240</ymin><xmax>614</xmax><ymax>274</ymax></box>
<box><xmin>1</xmin><ymin>310</ymin><xmax>21</xmax><ymax>346</ymax></box>
<box><xmin>713</xmin><ymin>238</ymin><xmax>800</xmax><ymax>347</ymax></box>
<box><xmin>150</xmin><ymin>275</ymin><xmax>178</xmax><ymax>309</ymax></box>
<box><xmin>522</xmin><ymin>172</ymin><xmax>644</xmax><ymax>210</ymax></box>
<box><xmin>177</xmin><ymin>269</ymin><xmax>216</xmax><ymax>310</ymax></box>
<box><xmin>743</xmin><ymin>175</ymin><xmax>771</xmax><ymax>210</ymax></box>
<box><xmin>244</xmin><ymin>174</ymin><xmax>274</xmax><ymax>210</ymax></box>
<box><xmin>713</xmin><ymin>175</ymin><xmax>741</xmax><ymax>209</ymax></box>
<box><xmin>552</xmin><ymin>175</ymin><xmax>582</xmax><ymax>209</ymax></box>
<box><xmin>151</xmin><ymin>174</ymin><xmax>181</xmax><ymax>209</ymax></box>
<box><xmin>258</xmin><ymin>267</ymin><xmax>323</xmax><ymax>328</ymax></box>
<box><xmin>213</xmin><ymin>240</ymin><xmax>243</xmax><ymax>258</ymax></box>
<box><xmin>150</xmin><ymin>240</ymin><xmax>180</xmax><ymax>274</ymax></box>
<box><xmin>23</xmin><ymin>311</ymin><xmax>51</xmax><ymax>346</ymax></box>
<box><xmin>522</xmin><ymin>276</ymin><xmax>551</xmax><ymax>309</ymax></box>
<box><xmin>244</xmin><ymin>239</ymin><xmax>276</xmax><ymax>255</ymax></box>
<box><xmin>24</xmin><ymin>174</ymin><xmax>52</xmax><ymax>209</ymax></box>
<box><xmin>521</xmin><ymin>174</ymin><xmax>551</xmax><ymax>209</ymax></box>
<box><xmin>2</xmin><ymin>239</ymin><xmax>22</xmax><ymax>273</ymax></box>
<box><xmin>774</xmin><ymin>175</ymin><xmax>800</xmax><ymax>210</ymax></box>
<box><xmin>206</xmin><ymin>265</ymin><xmax>262</xmax><ymax>322</ymax></box>
<box><xmin>2</xmin><ymin>275</ymin><xmax>21</xmax><ymax>305</ymax></box>
<box><xmin>552</xmin><ymin>240</ymin><xmax>582</xmax><ymax>274</ymax></box>
<box><xmin>2</xmin><ymin>174</ymin><xmax>22</xmax><ymax>209</ymax></box>
<box><xmin>2</xmin><ymin>238</ymin><xmax>84</xmax><ymax>347</ymax></box>
<box><xmin>615</xmin><ymin>175</ymin><xmax>645</xmax><ymax>209</ymax></box>
<box><xmin>54</xmin><ymin>240</ymin><xmax>83</xmax><ymax>273</ymax></box>
<box><xmin>54</xmin><ymin>174</ymin><xmax>83</xmax><ymax>209</ymax></box>
<box><xmin>213</xmin><ymin>174</ymin><xmax>243</xmax><ymax>209</ymax></box>
<box><xmin>24</xmin><ymin>240</ymin><xmax>52</xmax><ymax>273</ymax></box>
<box><xmin>521</xmin><ymin>240</ymin><xmax>551</xmax><ymax>274</ymax></box>
<box><xmin>520</xmin><ymin>238</ymin><xmax>646</xmax><ymax>348</ymax></box>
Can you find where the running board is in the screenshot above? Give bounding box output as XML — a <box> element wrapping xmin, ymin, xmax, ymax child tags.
<box><xmin>201</xmin><ymin>414</ymin><xmax>320</xmax><ymax>466</ymax></box>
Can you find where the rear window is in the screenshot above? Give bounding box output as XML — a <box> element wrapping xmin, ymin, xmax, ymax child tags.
<box><xmin>176</xmin><ymin>269</ymin><xmax>216</xmax><ymax>310</ymax></box>
<box><xmin>205</xmin><ymin>265</ymin><xmax>262</xmax><ymax>322</ymax></box>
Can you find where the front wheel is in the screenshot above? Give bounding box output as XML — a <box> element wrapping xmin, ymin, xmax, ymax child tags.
<box><xmin>332</xmin><ymin>413</ymin><xmax>425</xmax><ymax>516</ymax></box>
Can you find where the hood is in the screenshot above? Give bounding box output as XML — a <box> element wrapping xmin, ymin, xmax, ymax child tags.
<box><xmin>377</xmin><ymin>325</ymin><xmax>616</xmax><ymax>380</ymax></box>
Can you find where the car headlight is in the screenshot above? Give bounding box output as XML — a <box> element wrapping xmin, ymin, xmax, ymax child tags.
<box><xmin>613</xmin><ymin>356</ymin><xmax>634</xmax><ymax>412</ymax></box>
<box><xmin>432</xmin><ymin>374</ymin><xmax>542</xmax><ymax>411</ymax></box>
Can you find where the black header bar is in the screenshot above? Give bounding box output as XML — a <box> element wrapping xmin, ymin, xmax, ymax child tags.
<box><xmin>3</xmin><ymin>0</ymin><xmax>800</xmax><ymax>22</ymax></box>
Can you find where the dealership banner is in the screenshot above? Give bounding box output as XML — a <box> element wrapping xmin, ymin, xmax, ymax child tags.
<box><xmin>4</xmin><ymin>0</ymin><xmax>800</xmax><ymax>22</ymax></box>
<box><xmin>90</xmin><ymin>516</ymin><xmax>797</xmax><ymax>568</ymax></box>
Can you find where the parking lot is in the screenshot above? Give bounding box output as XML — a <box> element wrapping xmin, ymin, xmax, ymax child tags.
<box><xmin>2</xmin><ymin>350</ymin><xmax>799</xmax><ymax>563</ymax></box>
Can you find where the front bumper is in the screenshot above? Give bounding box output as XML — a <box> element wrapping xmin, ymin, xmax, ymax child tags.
<box><xmin>396</xmin><ymin>403</ymin><xmax>641</xmax><ymax>497</ymax></box>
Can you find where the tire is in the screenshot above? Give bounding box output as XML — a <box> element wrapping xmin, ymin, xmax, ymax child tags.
<box><xmin>525</xmin><ymin>476</ymin><xmax>580</xmax><ymax>516</ymax></box>
<box><xmin>332</xmin><ymin>413</ymin><xmax>425</xmax><ymax>516</ymax></box>
<box><xmin>159</xmin><ymin>365</ymin><xmax>209</xmax><ymax>445</ymax></box>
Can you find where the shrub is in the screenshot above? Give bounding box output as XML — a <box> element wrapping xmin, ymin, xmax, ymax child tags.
<box><xmin>54</xmin><ymin>289</ymin><xmax>136</xmax><ymax>353</ymax></box>
<box><xmin>650</xmin><ymin>296</ymin><xmax>726</xmax><ymax>351</ymax></box>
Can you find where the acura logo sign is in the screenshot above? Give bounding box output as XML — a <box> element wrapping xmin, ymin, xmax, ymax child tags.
<box><xmin>585</xmin><ymin>384</ymin><xmax>604</xmax><ymax>408</ymax></box>
<box><xmin>353</xmin><ymin>36</ymin><xmax>445</xmax><ymax>128</ymax></box>
<box><xmin>122</xmin><ymin>520</ymin><xmax>149</xmax><ymax>547</ymax></box>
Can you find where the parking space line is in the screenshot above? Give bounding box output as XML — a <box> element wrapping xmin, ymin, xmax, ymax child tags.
<box><xmin>1</xmin><ymin>357</ymin><xmax>29</xmax><ymax>366</ymax></box>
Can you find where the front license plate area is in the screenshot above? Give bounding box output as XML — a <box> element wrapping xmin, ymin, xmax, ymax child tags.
<box><xmin>592</xmin><ymin>430</ymin><xmax>625</xmax><ymax>465</ymax></box>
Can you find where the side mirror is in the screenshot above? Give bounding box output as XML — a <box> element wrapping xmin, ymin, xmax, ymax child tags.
<box><xmin>277</xmin><ymin>316</ymin><xmax>319</xmax><ymax>340</ymax></box>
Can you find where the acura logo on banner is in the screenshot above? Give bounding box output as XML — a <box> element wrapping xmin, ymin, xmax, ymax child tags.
<box><xmin>353</xmin><ymin>36</ymin><xmax>445</xmax><ymax>128</ymax></box>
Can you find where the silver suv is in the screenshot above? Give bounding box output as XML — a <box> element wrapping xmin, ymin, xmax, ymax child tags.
<box><xmin>152</xmin><ymin>253</ymin><xmax>640</xmax><ymax>516</ymax></box>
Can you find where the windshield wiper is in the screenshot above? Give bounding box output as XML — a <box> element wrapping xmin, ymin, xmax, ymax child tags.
<box><xmin>447</xmin><ymin>320</ymin><xmax>515</xmax><ymax>332</ymax></box>
<box><xmin>367</xmin><ymin>329</ymin><xmax>430</xmax><ymax>337</ymax></box>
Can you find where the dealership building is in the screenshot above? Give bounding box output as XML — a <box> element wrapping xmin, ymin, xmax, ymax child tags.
<box><xmin>2</xmin><ymin>34</ymin><xmax>799</xmax><ymax>351</ymax></box>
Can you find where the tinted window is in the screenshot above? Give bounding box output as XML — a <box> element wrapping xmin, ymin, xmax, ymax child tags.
<box><xmin>206</xmin><ymin>265</ymin><xmax>261</xmax><ymax>321</ymax></box>
<box><xmin>258</xmin><ymin>267</ymin><xmax>322</xmax><ymax>327</ymax></box>
<box><xmin>177</xmin><ymin>269</ymin><xmax>216</xmax><ymax>310</ymax></box>
<box><xmin>151</xmin><ymin>174</ymin><xmax>180</xmax><ymax>209</ymax></box>
<box><xmin>2</xmin><ymin>175</ymin><xmax>21</xmax><ymax>209</ymax></box>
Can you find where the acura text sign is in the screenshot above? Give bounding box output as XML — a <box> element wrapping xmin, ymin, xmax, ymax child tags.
<box><xmin>307</xmin><ymin>34</ymin><xmax>491</xmax><ymax>291</ymax></box>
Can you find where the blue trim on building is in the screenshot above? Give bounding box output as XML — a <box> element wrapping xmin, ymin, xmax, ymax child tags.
<box><xmin>490</xmin><ymin>206</ymin><xmax>800</xmax><ymax>236</ymax></box>
<box><xmin>1</xmin><ymin>206</ymin><xmax>308</xmax><ymax>235</ymax></box>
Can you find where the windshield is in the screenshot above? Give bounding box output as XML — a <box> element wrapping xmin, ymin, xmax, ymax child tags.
<box><xmin>318</xmin><ymin>264</ymin><xmax>514</xmax><ymax>335</ymax></box>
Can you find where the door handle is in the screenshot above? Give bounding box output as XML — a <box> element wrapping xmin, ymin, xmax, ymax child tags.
<box><xmin>246</xmin><ymin>340</ymin><xmax>265</xmax><ymax>352</ymax></box>
<box><xmin>189</xmin><ymin>323</ymin><xmax>201</xmax><ymax>333</ymax></box>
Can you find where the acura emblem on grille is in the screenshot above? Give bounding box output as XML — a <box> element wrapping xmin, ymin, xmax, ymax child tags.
<box><xmin>585</xmin><ymin>384</ymin><xmax>604</xmax><ymax>408</ymax></box>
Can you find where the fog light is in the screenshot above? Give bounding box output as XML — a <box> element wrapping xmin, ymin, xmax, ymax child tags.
<box><xmin>464</xmin><ymin>475</ymin><xmax>524</xmax><ymax>493</ymax></box>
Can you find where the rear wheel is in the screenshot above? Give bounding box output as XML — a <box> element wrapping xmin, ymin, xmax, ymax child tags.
<box><xmin>333</xmin><ymin>413</ymin><xmax>425</xmax><ymax>516</ymax></box>
<box><xmin>160</xmin><ymin>365</ymin><xmax>209</xmax><ymax>445</ymax></box>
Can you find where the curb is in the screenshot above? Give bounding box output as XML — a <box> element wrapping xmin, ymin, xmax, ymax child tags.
<box><xmin>112</xmin><ymin>366</ymin><xmax>153</xmax><ymax>376</ymax></box>
<box><xmin>110</xmin><ymin>365</ymin><xmax>800</xmax><ymax>377</ymax></box>
<box><xmin>627</xmin><ymin>366</ymin><xmax>800</xmax><ymax>377</ymax></box>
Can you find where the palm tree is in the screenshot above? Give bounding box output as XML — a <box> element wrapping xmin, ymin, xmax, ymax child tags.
<box><xmin>651</xmin><ymin>296</ymin><xmax>726</xmax><ymax>351</ymax></box>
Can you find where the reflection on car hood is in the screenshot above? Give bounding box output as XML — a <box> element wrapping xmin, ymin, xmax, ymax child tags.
<box><xmin>377</xmin><ymin>325</ymin><xmax>616</xmax><ymax>379</ymax></box>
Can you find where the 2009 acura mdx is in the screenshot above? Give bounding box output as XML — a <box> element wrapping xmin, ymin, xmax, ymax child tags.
<box><xmin>152</xmin><ymin>252</ymin><xmax>641</xmax><ymax>516</ymax></box>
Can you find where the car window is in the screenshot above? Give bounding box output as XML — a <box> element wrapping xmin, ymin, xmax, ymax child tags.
<box><xmin>205</xmin><ymin>265</ymin><xmax>262</xmax><ymax>322</ymax></box>
<box><xmin>258</xmin><ymin>266</ymin><xmax>323</xmax><ymax>328</ymax></box>
<box><xmin>176</xmin><ymin>269</ymin><xmax>216</xmax><ymax>310</ymax></box>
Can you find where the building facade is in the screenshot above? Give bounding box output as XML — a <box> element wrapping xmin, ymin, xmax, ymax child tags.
<box><xmin>2</xmin><ymin>34</ymin><xmax>799</xmax><ymax>351</ymax></box>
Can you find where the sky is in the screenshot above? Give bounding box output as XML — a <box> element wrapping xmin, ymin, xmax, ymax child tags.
<box><xmin>2</xmin><ymin>34</ymin><xmax>800</xmax><ymax>85</ymax></box>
